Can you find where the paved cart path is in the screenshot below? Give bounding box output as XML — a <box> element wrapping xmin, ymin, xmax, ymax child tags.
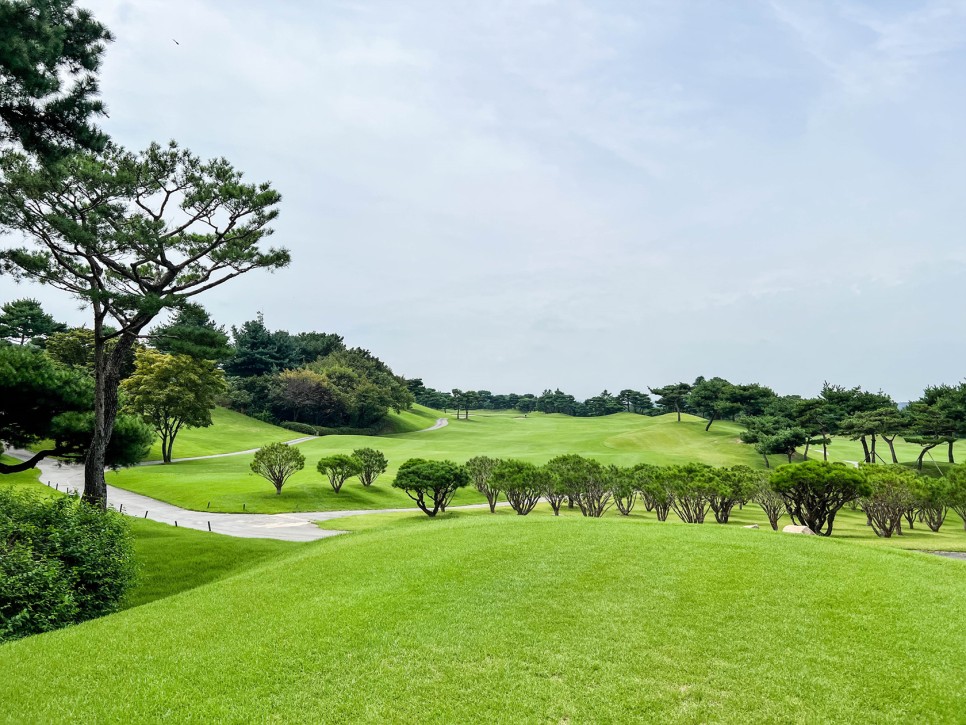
<box><xmin>5</xmin><ymin>416</ymin><xmax>475</xmax><ymax>542</ymax></box>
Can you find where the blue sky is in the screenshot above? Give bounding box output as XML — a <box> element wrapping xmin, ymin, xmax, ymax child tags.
<box><xmin>9</xmin><ymin>0</ymin><xmax>966</xmax><ymax>399</ymax></box>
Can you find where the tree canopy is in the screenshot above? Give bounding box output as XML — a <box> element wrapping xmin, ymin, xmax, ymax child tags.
<box><xmin>121</xmin><ymin>348</ymin><xmax>226</xmax><ymax>463</ymax></box>
<box><xmin>0</xmin><ymin>0</ymin><xmax>113</xmax><ymax>159</ymax></box>
<box><xmin>0</xmin><ymin>141</ymin><xmax>289</xmax><ymax>506</ymax></box>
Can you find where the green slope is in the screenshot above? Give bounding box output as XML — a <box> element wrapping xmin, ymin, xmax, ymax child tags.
<box><xmin>145</xmin><ymin>407</ymin><xmax>298</xmax><ymax>461</ymax></box>
<box><xmin>107</xmin><ymin>413</ymin><xmax>764</xmax><ymax>513</ymax></box>
<box><xmin>2</xmin><ymin>515</ymin><xmax>964</xmax><ymax>723</ymax></box>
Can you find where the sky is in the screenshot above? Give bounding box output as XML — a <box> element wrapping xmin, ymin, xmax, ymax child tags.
<box><xmin>5</xmin><ymin>0</ymin><xmax>966</xmax><ymax>400</ymax></box>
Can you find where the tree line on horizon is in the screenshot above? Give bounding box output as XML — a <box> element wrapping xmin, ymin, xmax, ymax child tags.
<box><xmin>410</xmin><ymin>376</ymin><xmax>966</xmax><ymax>470</ymax></box>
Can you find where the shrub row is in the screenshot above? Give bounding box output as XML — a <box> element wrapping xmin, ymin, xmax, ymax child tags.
<box><xmin>0</xmin><ymin>490</ymin><xmax>136</xmax><ymax>643</ymax></box>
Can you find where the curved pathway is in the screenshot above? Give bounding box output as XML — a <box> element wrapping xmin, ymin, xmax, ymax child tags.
<box><xmin>417</xmin><ymin>418</ymin><xmax>448</xmax><ymax>432</ymax></box>
<box><xmin>5</xmin><ymin>415</ymin><xmax>465</xmax><ymax>543</ymax></box>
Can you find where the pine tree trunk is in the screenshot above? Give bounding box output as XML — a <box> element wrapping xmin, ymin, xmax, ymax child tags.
<box><xmin>949</xmin><ymin>439</ymin><xmax>955</xmax><ymax>464</ymax></box>
<box><xmin>83</xmin><ymin>315</ymin><xmax>148</xmax><ymax>509</ymax></box>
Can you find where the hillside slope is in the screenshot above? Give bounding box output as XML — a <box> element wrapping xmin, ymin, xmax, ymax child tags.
<box><xmin>1</xmin><ymin>515</ymin><xmax>964</xmax><ymax>723</ymax></box>
<box><xmin>107</xmin><ymin>413</ymin><xmax>764</xmax><ymax>513</ymax></box>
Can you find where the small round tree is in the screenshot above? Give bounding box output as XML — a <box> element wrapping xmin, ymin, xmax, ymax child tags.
<box><xmin>392</xmin><ymin>458</ymin><xmax>468</xmax><ymax>517</ymax></box>
<box><xmin>667</xmin><ymin>463</ymin><xmax>716</xmax><ymax>524</ymax></box>
<box><xmin>860</xmin><ymin>466</ymin><xmax>918</xmax><ymax>538</ymax></box>
<box><xmin>250</xmin><ymin>443</ymin><xmax>305</xmax><ymax>495</ymax></box>
<box><xmin>492</xmin><ymin>459</ymin><xmax>544</xmax><ymax>516</ymax></box>
<box><xmin>351</xmin><ymin>448</ymin><xmax>388</xmax><ymax>487</ymax></box>
<box><xmin>317</xmin><ymin>454</ymin><xmax>362</xmax><ymax>493</ymax></box>
<box><xmin>465</xmin><ymin>455</ymin><xmax>501</xmax><ymax>513</ymax></box>
<box><xmin>770</xmin><ymin>460</ymin><xmax>870</xmax><ymax>536</ymax></box>
<box><xmin>608</xmin><ymin>465</ymin><xmax>638</xmax><ymax>516</ymax></box>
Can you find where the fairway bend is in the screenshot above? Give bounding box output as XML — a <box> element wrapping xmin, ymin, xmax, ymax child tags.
<box><xmin>7</xmin><ymin>442</ymin><xmax>496</xmax><ymax>543</ymax></box>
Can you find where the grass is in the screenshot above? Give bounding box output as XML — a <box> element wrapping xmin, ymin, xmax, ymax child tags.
<box><xmin>108</xmin><ymin>412</ymin><xmax>764</xmax><ymax>513</ymax></box>
<box><xmin>0</xmin><ymin>460</ymin><xmax>301</xmax><ymax>612</ymax></box>
<box><xmin>144</xmin><ymin>407</ymin><xmax>296</xmax><ymax>461</ymax></box>
<box><xmin>0</xmin><ymin>456</ymin><xmax>56</xmax><ymax>499</ymax></box>
<box><xmin>2</xmin><ymin>514</ymin><xmax>964</xmax><ymax>723</ymax></box>
<box><xmin>321</xmin><ymin>497</ymin><xmax>966</xmax><ymax>550</ymax></box>
<box><xmin>123</xmin><ymin>518</ymin><xmax>298</xmax><ymax>609</ymax></box>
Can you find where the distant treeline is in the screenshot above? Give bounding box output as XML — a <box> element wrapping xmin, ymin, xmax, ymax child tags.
<box><xmin>412</xmin><ymin>376</ymin><xmax>966</xmax><ymax>469</ymax></box>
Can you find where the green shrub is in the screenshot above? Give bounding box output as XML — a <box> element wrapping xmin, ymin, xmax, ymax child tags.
<box><xmin>0</xmin><ymin>490</ymin><xmax>136</xmax><ymax>642</ymax></box>
<box><xmin>279</xmin><ymin>421</ymin><xmax>319</xmax><ymax>436</ymax></box>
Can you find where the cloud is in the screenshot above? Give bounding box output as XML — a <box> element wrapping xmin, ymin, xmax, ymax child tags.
<box><xmin>3</xmin><ymin>0</ymin><xmax>963</xmax><ymax>401</ymax></box>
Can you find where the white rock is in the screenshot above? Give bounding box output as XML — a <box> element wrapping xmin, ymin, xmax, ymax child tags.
<box><xmin>743</xmin><ymin>524</ymin><xmax>759</xmax><ymax>529</ymax></box>
<box><xmin>782</xmin><ymin>525</ymin><xmax>815</xmax><ymax>535</ymax></box>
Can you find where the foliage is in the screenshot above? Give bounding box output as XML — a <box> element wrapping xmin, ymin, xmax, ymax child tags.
<box><xmin>149</xmin><ymin>303</ymin><xmax>231</xmax><ymax>361</ymax></box>
<box><xmin>0</xmin><ymin>141</ymin><xmax>289</xmax><ymax>507</ymax></box>
<box><xmin>491</xmin><ymin>459</ymin><xmax>544</xmax><ymax>515</ymax></box>
<box><xmin>352</xmin><ymin>448</ymin><xmax>388</xmax><ymax>487</ymax></box>
<box><xmin>608</xmin><ymin>465</ymin><xmax>637</xmax><ymax>515</ymax></box>
<box><xmin>860</xmin><ymin>466</ymin><xmax>919</xmax><ymax>538</ymax></box>
<box><xmin>0</xmin><ymin>344</ymin><xmax>152</xmax><ymax>473</ymax></box>
<box><xmin>0</xmin><ymin>488</ymin><xmax>135</xmax><ymax>642</ymax></box>
<box><xmin>0</xmin><ymin>297</ymin><xmax>65</xmax><ymax>344</ymax></box>
<box><xmin>224</xmin><ymin>314</ymin><xmax>295</xmax><ymax>377</ymax></box>
<box><xmin>278</xmin><ymin>421</ymin><xmax>318</xmax><ymax>436</ymax></box>
<box><xmin>753</xmin><ymin>475</ymin><xmax>787</xmax><ymax>530</ymax></box>
<box><xmin>543</xmin><ymin>454</ymin><xmax>612</xmax><ymax>517</ymax></box>
<box><xmin>316</xmin><ymin>454</ymin><xmax>362</xmax><ymax>493</ymax></box>
<box><xmin>770</xmin><ymin>461</ymin><xmax>870</xmax><ymax>536</ymax></box>
<box><xmin>665</xmin><ymin>463</ymin><xmax>716</xmax><ymax>523</ymax></box>
<box><xmin>947</xmin><ymin>466</ymin><xmax>966</xmax><ymax>532</ymax></box>
<box><xmin>121</xmin><ymin>348</ymin><xmax>226</xmax><ymax>463</ymax></box>
<box><xmin>708</xmin><ymin>465</ymin><xmax>759</xmax><ymax>524</ymax></box>
<box><xmin>465</xmin><ymin>455</ymin><xmax>501</xmax><ymax>512</ymax></box>
<box><xmin>250</xmin><ymin>443</ymin><xmax>305</xmax><ymax>494</ymax></box>
<box><xmin>633</xmin><ymin>463</ymin><xmax>672</xmax><ymax>521</ymax></box>
<box><xmin>0</xmin><ymin>0</ymin><xmax>113</xmax><ymax>159</ymax></box>
<box><xmin>648</xmin><ymin>382</ymin><xmax>692</xmax><ymax>421</ymax></box>
<box><xmin>392</xmin><ymin>458</ymin><xmax>469</xmax><ymax>517</ymax></box>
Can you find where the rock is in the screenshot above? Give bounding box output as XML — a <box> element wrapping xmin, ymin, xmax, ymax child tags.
<box><xmin>782</xmin><ymin>525</ymin><xmax>815</xmax><ymax>535</ymax></box>
<box><xmin>743</xmin><ymin>524</ymin><xmax>759</xmax><ymax>529</ymax></box>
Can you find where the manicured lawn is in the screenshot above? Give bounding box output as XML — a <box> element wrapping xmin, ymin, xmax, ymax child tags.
<box><xmin>801</xmin><ymin>435</ymin><xmax>963</xmax><ymax>469</ymax></box>
<box><xmin>0</xmin><ymin>456</ymin><xmax>55</xmax><ymax>499</ymax></box>
<box><xmin>108</xmin><ymin>412</ymin><xmax>765</xmax><ymax>513</ymax></box>
<box><xmin>320</xmin><ymin>497</ymin><xmax>966</xmax><ymax>550</ymax></box>
<box><xmin>124</xmin><ymin>518</ymin><xmax>299</xmax><ymax>609</ymax></box>
<box><xmin>2</xmin><ymin>515</ymin><xmax>964</xmax><ymax>722</ymax></box>
<box><xmin>144</xmin><ymin>406</ymin><xmax>297</xmax><ymax>461</ymax></box>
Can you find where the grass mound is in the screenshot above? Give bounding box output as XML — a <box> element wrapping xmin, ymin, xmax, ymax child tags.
<box><xmin>2</xmin><ymin>516</ymin><xmax>964</xmax><ymax>722</ymax></box>
<box><xmin>108</xmin><ymin>412</ymin><xmax>762</xmax><ymax>513</ymax></box>
<box><xmin>144</xmin><ymin>407</ymin><xmax>296</xmax><ymax>461</ymax></box>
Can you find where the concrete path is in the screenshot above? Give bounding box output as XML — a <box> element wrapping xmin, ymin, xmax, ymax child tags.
<box><xmin>416</xmin><ymin>418</ymin><xmax>448</xmax><ymax>432</ymax></box>
<box><xmin>139</xmin><ymin>436</ymin><xmax>317</xmax><ymax>466</ymax></box>
<box><xmin>5</xmin><ymin>415</ymin><xmax>469</xmax><ymax>543</ymax></box>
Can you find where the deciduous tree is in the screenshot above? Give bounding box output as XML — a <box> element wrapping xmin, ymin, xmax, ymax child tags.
<box><xmin>121</xmin><ymin>348</ymin><xmax>226</xmax><ymax>463</ymax></box>
<box><xmin>316</xmin><ymin>454</ymin><xmax>362</xmax><ymax>493</ymax></box>
<box><xmin>465</xmin><ymin>455</ymin><xmax>501</xmax><ymax>512</ymax></box>
<box><xmin>351</xmin><ymin>447</ymin><xmax>387</xmax><ymax>487</ymax></box>
<box><xmin>250</xmin><ymin>442</ymin><xmax>304</xmax><ymax>495</ymax></box>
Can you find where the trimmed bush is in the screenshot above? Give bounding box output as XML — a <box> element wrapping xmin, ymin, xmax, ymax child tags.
<box><xmin>279</xmin><ymin>421</ymin><xmax>319</xmax><ymax>436</ymax></box>
<box><xmin>0</xmin><ymin>490</ymin><xmax>136</xmax><ymax>642</ymax></box>
<box><xmin>392</xmin><ymin>458</ymin><xmax>469</xmax><ymax>517</ymax></box>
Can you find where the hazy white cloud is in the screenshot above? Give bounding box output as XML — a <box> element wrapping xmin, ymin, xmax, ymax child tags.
<box><xmin>3</xmin><ymin>0</ymin><xmax>965</xmax><ymax>401</ymax></box>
